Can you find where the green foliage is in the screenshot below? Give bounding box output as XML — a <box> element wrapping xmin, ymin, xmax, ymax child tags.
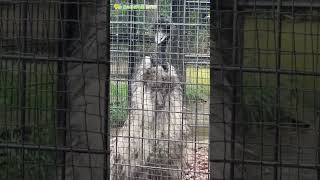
<box><xmin>185</xmin><ymin>85</ymin><xmax>209</xmax><ymax>102</ymax></box>
<box><xmin>185</xmin><ymin>66</ymin><xmax>210</xmax><ymax>102</ymax></box>
<box><xmin>110</xmin><ymin>81</ymin><xmax>128</xmax><ymax>127</ymax></box>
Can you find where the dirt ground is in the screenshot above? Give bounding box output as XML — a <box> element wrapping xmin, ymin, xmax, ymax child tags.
<box><xmin>184</xmin><ymin>140</ymin><xmax>209</xmax><ymax>180</ymax></box>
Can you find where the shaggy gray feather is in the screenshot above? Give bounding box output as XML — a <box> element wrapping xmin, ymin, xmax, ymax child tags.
<box><xmin>110</xmin><ymin>56</ymin><xmax>189</xmax><ymax>179</ymax></box>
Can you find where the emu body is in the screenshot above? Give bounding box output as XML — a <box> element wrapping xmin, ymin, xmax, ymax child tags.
<box><xmin>110</xmin><ymin>56</ymin><xmax>188</xmax><ymax>179</ymax></box>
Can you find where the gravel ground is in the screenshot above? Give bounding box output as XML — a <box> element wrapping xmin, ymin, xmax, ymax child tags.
<box><xmin>184</xmin><ymin>142</ymin><xmax>209</xmax><ymax>180</ymax></box>
<box><xmin>111</xmin><ymin>129</ymin><xmax>210</xmax><ymax>180</ymax></box>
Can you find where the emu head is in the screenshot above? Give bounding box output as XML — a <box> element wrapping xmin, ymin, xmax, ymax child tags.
<box><xmin>153</xmin><ymin>17</ymin><xmax>171</xmax><ymax>45</ymax></box>
<box><xmin>151</xmin><ymin>17</ymin><xmax>172</xmax><ymax>71</ymax></box>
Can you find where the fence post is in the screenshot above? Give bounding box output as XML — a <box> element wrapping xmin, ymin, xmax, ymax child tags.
<box><xmin>104</xmin><ymin>0</ymin><xmax>111</xmax><ymax>178</ymax></box>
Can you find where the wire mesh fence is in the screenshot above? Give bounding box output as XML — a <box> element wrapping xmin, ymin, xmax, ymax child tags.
<box><xmin>211</xmin><ymin>0</ymin><xmax>320</xmax><ymax>179</ymax></box>
<box><xmin>110</xmin><ymin>0</ymin><xmax>210</xmax><ymax>179</ymax></box>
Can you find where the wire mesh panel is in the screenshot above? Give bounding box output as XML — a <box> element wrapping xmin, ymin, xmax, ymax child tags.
<box><xmin>211</xmin><ymin>0</ymin><xmax>320</xmax><ymax>179</ymax></box>
<box><xmin>0</xmin><ymin>1</ymin><xmax>109</xmax><ymax>180</ymax></box>
<box><xmin>110</xmin><ymin>0</ymin><xmax>210</xmax><ymax>179</ymax></box>
<box><xmin>0</xmin><ymin>2</ymin><xmax>59</xmax><ymax>179</ymax></box>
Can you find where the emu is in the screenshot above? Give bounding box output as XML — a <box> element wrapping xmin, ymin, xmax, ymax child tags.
<box><xmin>110</xmin><ymin>18</ymin><xmax>189</xmax><ymax>179</ymax></box>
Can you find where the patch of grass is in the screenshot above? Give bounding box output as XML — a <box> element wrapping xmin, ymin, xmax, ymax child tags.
<box><xmin>185</xmin><ymin>85</ymin><xmax>209</xmax><ymax>102</ymax></box>
<box><xmin>110</xmin><ymin>81</ymin><xmax>128</xmax><ymax>127</ymax></box>
<box><xmin>186</xmin><ymin>66</ymin><xmax>210</xmax><ymax>85</ymax></box>
<box><xmin>185</xmin><ymin>66</ymin><xmax>210</xmax><ymax>102</ymax></box>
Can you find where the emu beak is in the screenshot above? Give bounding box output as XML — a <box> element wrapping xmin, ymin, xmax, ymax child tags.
<box><xmin>154</xmin><ymin>30</ymin><xmax>168</xmax><ymax>45</ymax></box>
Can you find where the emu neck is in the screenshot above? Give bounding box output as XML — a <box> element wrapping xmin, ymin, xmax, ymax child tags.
<box><xmin>158</xmin><ymin>41</ymin><xmax>167</xmax><ymax>60</ymax></box>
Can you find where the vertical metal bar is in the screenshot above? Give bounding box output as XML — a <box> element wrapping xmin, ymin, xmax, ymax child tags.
<box><xmin>230</xmin><ymin>0</ymin><xmax>239</xmax><ymax>178</ymax></box>
<box><xmin>210</xmin><ymin>0</ymin><xmax>217</xmax><ymax>178</ymax></box>
<box><xmin>253</xmin><ymin>0</ymin><xmax>264</xmax><ymax>179</ymax></box>
<box><xmin>193</xmin><ymin>2</ymin><xmax>201</xmax><ymax>179</ymax></box>
<box><xmin>128</xmin><ymin>0</ymin><xmax>137</xmax><ymax>106</ymax></box>
<box><xmin>172</xmin><ymin>0</ymin><xmax>185</xmax><ymax>81</ymax></box>
<box><xmin>312</xmin><ymin>2</ymin><xmax>320</xmax><ymax>180</ymax></box>
<box><xmin>104</xmin><ymin>0</ymin><xmax>111</xmax><ymax>178</ymax></box>
<box><xmin>295</xmin><ymin>1</ymin><xmax>302</xmax><ymax>179</ymax></box>
<box><xmin>0</xmin><ymin>4</ymin><xmax>9</xmax><ymax>179</ymax></box>
<box><xmin>127</xmin><ymin>1</ymin><xmax>137</xmax><ymax>175</ymax></box>
<box><xmin>20</xmin><ymin>1</ymin><xmax>28</xmax><ymax>179</ymax></box>
<box><xmin>58</xmin><ymin>0</ymin><xmax>79</xmax><ymax>178</ymax></box>
<box><xmin>318</xmin><ymin>83</ymin><xmax>320</xmax><ymax>180</ymax></box>
<box><xmin>238</xmin><ymin>16</ymin><xmax>245</xmax><ymax>180</ymax></box>
<box><xmin>318</xmin><ymin>18</ymin><xmax>320</xmax><ymax>177</ymax></box>
<box><xmin>182</xmin><ymin>0</ymin><xmax>186</xmax><ymax>88</ymax></box>
<box><xmin>57</xmin><ymin>19</ymin><xmax>67</xmax><ymax>180</ymax></box>
<box><xmin>181</xmin><ymin>1</ymin><xmax>187</xmax><ymax>178</ymax></box>
<box><xmin>59</xmin><ymin>0</ymin><xmax>79</xmax><ymax>178</ymax></box>
<box><xmin>21</xmin><ymin>0</ymin><xmax>27</xmax><ymax>143</ymax></box>
<box><xmin>274</xmin><ymin>0</ymin><xmax>282</xmax><ymax>179</ymax></box>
